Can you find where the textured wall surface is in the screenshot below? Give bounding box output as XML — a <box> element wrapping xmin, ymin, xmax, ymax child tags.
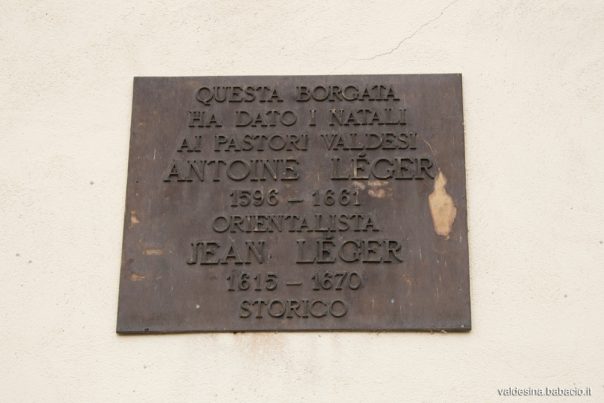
<box><xmin>1</xmin><ymin>1</ymin><xmax>603</xmax><ymax>402</ymax></box>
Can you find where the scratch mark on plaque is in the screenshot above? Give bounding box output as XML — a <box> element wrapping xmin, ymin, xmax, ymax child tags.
<box><xmin>130</xmin><ymin>272</ymin><xmax>146</xmax><ymax>281</ymax></box>
<box><xmin>143</xmin><ymin>248</ymin><xmax>164</xmax><ymax>256</ymax></box>
<box><xmin>428</xmin><ymin>171</ymin><xmax>457</xmax><ymax>239</ymax></box>
<box><xmin>130</xmin><ymin>210</ymin><xmax>140</xmax><ymax>227</ymax></box>
<box><xmin>422</xmin><ymin>138</ymin><xmax>435</xmax><ymax>155</ymax></box>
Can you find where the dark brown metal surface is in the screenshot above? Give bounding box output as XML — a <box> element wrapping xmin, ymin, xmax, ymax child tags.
<box><xmin>117</xmin><ymin>75</ymin><xmax>470</xmax><ymax>333</ymax></box>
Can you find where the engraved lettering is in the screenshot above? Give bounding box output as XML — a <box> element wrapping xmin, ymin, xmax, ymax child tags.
<box><xmin>295</xmin><ymin>85</ymin><xmax>400</xmax><ymax>102</ymax></box>
<box><xmin>186</xmin><ymin>240</ymin><xmax>267</xmax><ymax>265</ymax></box>
<box><xmin>296</xmin><ymin>239</ymin><xmax>403</xmax><ymax>263</ymax></box>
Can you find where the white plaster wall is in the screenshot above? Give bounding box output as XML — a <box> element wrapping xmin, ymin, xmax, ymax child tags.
<box><xmin>1</xmin><ymin>1</ymin><xmax>603</xmax><ymax>402</ymax></box>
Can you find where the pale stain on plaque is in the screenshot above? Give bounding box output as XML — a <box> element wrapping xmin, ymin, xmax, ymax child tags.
<box><xmin>352</xmin><ymin>181</ymin><xmax>366</xmax><ymax>190</ymax></box>
<box><xmin>143</xmin><ymin>248</ymin><xmax>164</xmax><ymax>256</ymax></box>
<box><xmin>130</xmin><ymin>272</ymin><xmax>146</xmax><ymax>281</ymax></box>
<box><xmin>428</xmin><ymin>171</ymin><xmax>457</xmax><ymax>239</ymax></box>
<box><xmin>367</xmin><ymin>179</ymin><xmax>389</xmax><ymax>199</ymax></box>
<box><xmin>130</xmin><ymin>210</ymin><xmax>140</xmax><ymax>227</ymax></box>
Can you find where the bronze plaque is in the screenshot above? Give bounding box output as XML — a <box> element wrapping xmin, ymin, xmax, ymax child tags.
<box><xmin>117</xmin><ymin>75</ymin><xmax>470</xmax><ymax>333</ymax></box>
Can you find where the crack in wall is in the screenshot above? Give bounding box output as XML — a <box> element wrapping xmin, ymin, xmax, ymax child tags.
<box><xmin>330</xmin><ymin>0</ymin><xmax>460</xmax><ymax>72</ymax></box>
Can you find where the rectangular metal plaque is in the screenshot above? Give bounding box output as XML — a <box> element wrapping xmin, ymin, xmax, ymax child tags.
<box><xmin>117</xmin><ymin>74</ymin><xmax>470</xmax><ymax>333</ymax></box>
